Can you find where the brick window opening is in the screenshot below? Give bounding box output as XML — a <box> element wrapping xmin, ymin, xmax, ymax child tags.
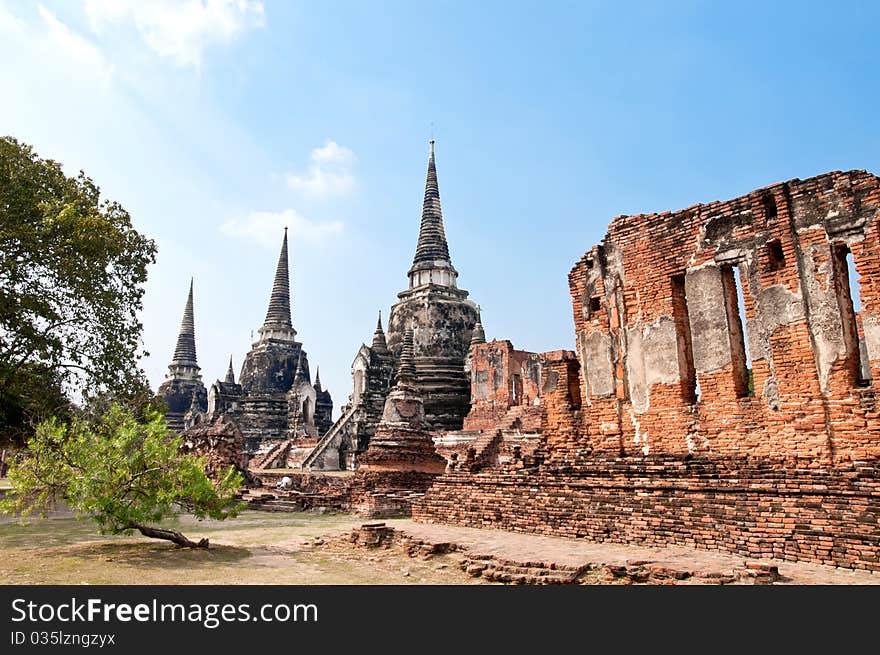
<box><xmin>831</xmin><ymin>244</ymin><xmax>872</xmax><ymax>386</ymax></box>
<box><xmin>671</xmin><ymin>274</ymin><xmax>698</xmax><ymax>403</ymax></box>
<box><xmin>589</xmin><ymin>296</ymin><xmax>601</xmax><ymax>314</ymax></box>
<box><xmin>762</xmin><ymin>193</ymin><xmax>778</xmax><ymax>220</ymax></box>
<box><xmin>766</xmin><ymin>240</ymin><xmax>785</xmax><ymax>272</ymax></box>
<box><xmin>721</xmin><ymin>264</ymin><xmax>753</xmax><ymax>398</ymax></box>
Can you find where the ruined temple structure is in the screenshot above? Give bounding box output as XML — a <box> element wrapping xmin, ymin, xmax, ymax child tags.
<box><xmin>205</xmin><ymin>229</ymin><xmax>334</xmax><ymax>457</ymax></box>
<box><xmin>161</xmin><ymin>230</ymin><xmax>333</xmax><ymax>465</ymax></box>
<box><xmin>302</xmin><ymin>140</ymin><xmax>478</xmax><ymax>470</ymax></box>
<box><xmin>415</xmin><ymin>169</ymin><xmax>880</xmax><ymax>572</ymax></box>
<box><xmin>206</xmin><ymin>357</ymin><xmax>242</xmax><ymax>421</ymax></box>
<box><xmin>179</xmin><ymin>414</ymin><xmax>250</xmax><ymax>484</ymax></box>
<box><xmin>434</xmin><ymin>335</ymin><xmax>546</xmax><ymax>470</ymax></box>
<box><xmin>158</xmin><ymin>280</ymin><xmax>207</xmax><ymax>432</ymax></box>
<box><xmin>350</xmin><ymin>327</ymin><xmax>448</xmax><ymax>516</ymax></box>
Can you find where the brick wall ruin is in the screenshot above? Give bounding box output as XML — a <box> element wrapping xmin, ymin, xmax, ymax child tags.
<box><xmin>464</xmin><ymin>340</ymin><xmax>543</xmax><ymax>432</ymax></box>
<box><xmin>433</xmin><ymin>340</ymin><xmax>546</xmax><ymax>473</ymax></box>
<box><xmin>566</xmin><ymin>169</ymin><xmax>880</xmax><ymax>464</ymax></box>
<box><xmin>415</xmin><ymin>170</ymin><xmax>880</xmax><ymax>571</ymax></box>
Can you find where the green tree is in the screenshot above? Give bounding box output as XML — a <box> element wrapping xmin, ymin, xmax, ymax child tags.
<box><xmin>0</xmin><ymin>136</ymin><xmax>157</xmax><ymax>447</ymax></box>
<box><xmin>0</xmin><ymin>405</ymin><xmax>244</xmax><ymax>548</ymax></box>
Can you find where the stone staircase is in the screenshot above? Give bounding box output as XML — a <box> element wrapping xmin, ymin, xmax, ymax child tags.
<box><xmin>470</xmin><ymin>432</ymin><xmax>503</xmax><ymax>470</ymax></box>
<box><xmin>302</xmin><ymin>404</ymin><xmax>357</xmax><ymax>470</ymax></box>
<box><xmin>499</xmin><ymin>405</ymin><xmax>542</xmax><ymax>431</ymax></box>
<box><xmin>250</xmin><ymin>439</ymin><xmax>293</xmax><ymax>470</ymax></box>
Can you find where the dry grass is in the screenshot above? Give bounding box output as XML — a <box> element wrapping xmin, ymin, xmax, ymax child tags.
<box><xmin>0</xmin><ymin>510</ymin><xmax>479</xmax><ymax>585</ymax></box>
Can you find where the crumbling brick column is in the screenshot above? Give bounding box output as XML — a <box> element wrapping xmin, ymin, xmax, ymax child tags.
<box><xmin>540</xmin><ymin>350</ymin><xmax>582</xmax><ymax>454</ymax></box>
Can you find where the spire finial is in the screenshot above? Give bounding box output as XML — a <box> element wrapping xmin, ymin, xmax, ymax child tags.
<box><xmin>314</xmin><ymin>366</ymin><xmax>322</xmax><ymax>391</ymax></box>
<box><xmin>225</xmin><ymin>356</ymin><xmax>235</xmax><ymax>384</ymax></box>
<box><xmin>409</xmin><ymin>140</ymin><xmax>453</xmax><ymax>275</ymax></box>
<box><xmin>170</xmin><ymin>278</ymin><xmax>198</xmax><ymax>369</ymax></box>
<box><xmin>260</xmin><ymin>229</ymin><xmax>294</xmax><ymax>335</ymax></box>
<box><xmin>293</xmin><ymin>349</ymin><xmax>306</xmax><ymax>382</ymax></box>
<box><xmin>372</xmin><ymin>309</ymin><xmax>389</xmax><ymax>353</ymax></box>
<box><xmin>397</xmin><ymin>325</ymin><xmax>416</xmax><ymax>384</ymax></box>
<box><xmin>470</xmin><ymin>305</ymin><xmax>486</xmax><ymax>346</ymax></box>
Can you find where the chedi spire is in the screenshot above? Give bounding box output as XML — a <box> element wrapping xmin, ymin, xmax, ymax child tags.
<box><xmin>258</xmin><ymin>229</ymin><xmax>296</xmax><ymax>341</ymax></box>
<box><xmin>372</xmin><ymin>310</ymin><xmax>389</xmax><ymax>353</ymax></box>
<box><xmin>170</xmin><ymin>278</ymin><xmax>199</xmax><ymax>371</ymax></box>
<box><xmin>293</xmin><ymin>350</ymin><xmax>307</xmax><ymax>383</ymax></box>
<box><xmin>397</xmin><ymin>326</ymin><xmax>417</xmax><ymax>385</ymax></box>
<box><xmin>470</xmin><ymin>305</ymin><xmax>486</xmax><ymax>346</ymax></box>
<box><xmin>408</xmin><ymin>140</ymin><xmax>458</xmax><ymax>288</ymax></box>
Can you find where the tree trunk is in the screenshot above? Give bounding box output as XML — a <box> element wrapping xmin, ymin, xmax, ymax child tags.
<box><xmin>127</xmin><ymin>522</ymin><xmax>209</xmax><ymax>548</ymax></box>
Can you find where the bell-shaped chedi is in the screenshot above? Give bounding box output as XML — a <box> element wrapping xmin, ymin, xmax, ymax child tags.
<box><xmin>358</xmin><ymin>327</ymin><xmax>446</xmax><ymax>475</ymax></box>
<box><xmin>386</xmin><ymin>140</ymin><xmax>480</xmax><ymax>431</ymax></box>
<box><xmin>234</xmin><ymin>229</ymin><xmax>331</xmax><ymax>449</ymax></box>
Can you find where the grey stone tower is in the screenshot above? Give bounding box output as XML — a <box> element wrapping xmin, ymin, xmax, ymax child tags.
<box><xmin>386</xmin><ymin>140</ymin><xmax>479</xmax><ymax>430</ymax></box>
<box><xmin>159</xmin><ymin>279</ymin><xmax>207</xmax><ymax>432</ymax></box>
<box><xmin>238</xmin><ymin>229</ymin><xmax>313</xmax><ymax>448</ymax></box>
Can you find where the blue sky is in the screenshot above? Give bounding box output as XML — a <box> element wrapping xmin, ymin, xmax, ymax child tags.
<box><xmin>1</xmin><ymin>1</ymin><xmax>878</xmax><ymax>415</ymax></box>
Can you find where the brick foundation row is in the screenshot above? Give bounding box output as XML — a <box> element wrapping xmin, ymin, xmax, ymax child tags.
<box><xmin>413</xmin><ymin>456</ymin><xmax>880</xmax><ymax>571</ymax></box>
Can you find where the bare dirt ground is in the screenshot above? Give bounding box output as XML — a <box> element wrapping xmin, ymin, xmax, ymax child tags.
<box><xmin>0</xmin><ymin>508</ymin><xmax>876</xmax><ymax>585</ymax></box>
<box><xmin>0</xmin><ymin>512</ymin><xmax>479</xmax><ymax>585</ymax></box>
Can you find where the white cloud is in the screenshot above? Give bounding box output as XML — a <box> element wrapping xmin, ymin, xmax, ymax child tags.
<box><xmin>84</xmin><ymin>0</ymin><xmax>264</xmax><ymax>68</ymax></box>
<box><xmin>221</xmin><ymin>209</ymin><xmax>344</xmax><ymax>249</ymax></box>
<box><xmin>37</xmin><ymin>5</ymin><xmax>113</xmax><ymax>83</ymax></box>
<box><xmin>0</xmin><ymin>5</ymin><xmax>26</xmax><ymax>33</ymax></box>
<box><xmin>286</xmin><ymin>140</ymin><xmax>357</xmax><ymax>197</ymax></box>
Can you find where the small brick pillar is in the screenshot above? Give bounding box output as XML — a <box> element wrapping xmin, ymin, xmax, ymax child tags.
<box><xmin>540</xmin><ymin>350</ymin><xmax>582</xmax><ymax>453</ymax></box>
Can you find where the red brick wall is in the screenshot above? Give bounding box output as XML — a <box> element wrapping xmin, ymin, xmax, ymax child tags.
<box><xmin>566</xmin><ymin>170</ymin><xmax>880</xmax><ymax>465</ymax></box>
<box><xmin>464</xmin><ymin>340</ymin><xmax>542</xmax><ymax>431</ymax></box>
<box><xmin>415</xmin><ymin>170</ymin><xmax>880</xmax><ymax>570</ymax></box>
<box><xmin>413</xmin><ymin>458</ymin><xmax>880</xmax><ymax>570</ymax></box>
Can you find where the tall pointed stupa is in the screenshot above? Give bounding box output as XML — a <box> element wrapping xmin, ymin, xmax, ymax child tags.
<box><xmin>257</xmin><ymin>227</ymin><xmax>296</xmax><ymax>342</ymax></box>
<box><xmin>159</xmin><ymin>279</ymin><xmax>208</xmax><ymax>432</ymax></box>
<box><xmin>386</xmin><ymin>140</ymin><xmax>479</xmax><ymax>431</ymax></box>
<box><xmin>299</xmin><ymin>142</ymin><xmax>476</xmax><ymax>470</ymax></box>
<box><xmin>235</xmin><ymin>229</ymin><xmax>332</xmax><ymax>449</ymax></box>
<box><xmin>406</xmin><ymin>140</ymin><xmax>458</xmax><ymax>289</ymax></box>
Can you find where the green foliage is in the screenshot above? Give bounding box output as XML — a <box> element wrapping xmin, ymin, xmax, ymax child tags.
<box><xmin>0</xmin><ymin>362</ymin><xmax>70</xmax><ymax>448</ymax></box>
<box><xmin>0</xmin><ymin>136</ymin><xmax>157</xmax><ymax>446</ymax></box>
<box><xmin>0</xmin><ymin>405</ymin><xmax>244</xmax><ymax>542</ymax></box>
